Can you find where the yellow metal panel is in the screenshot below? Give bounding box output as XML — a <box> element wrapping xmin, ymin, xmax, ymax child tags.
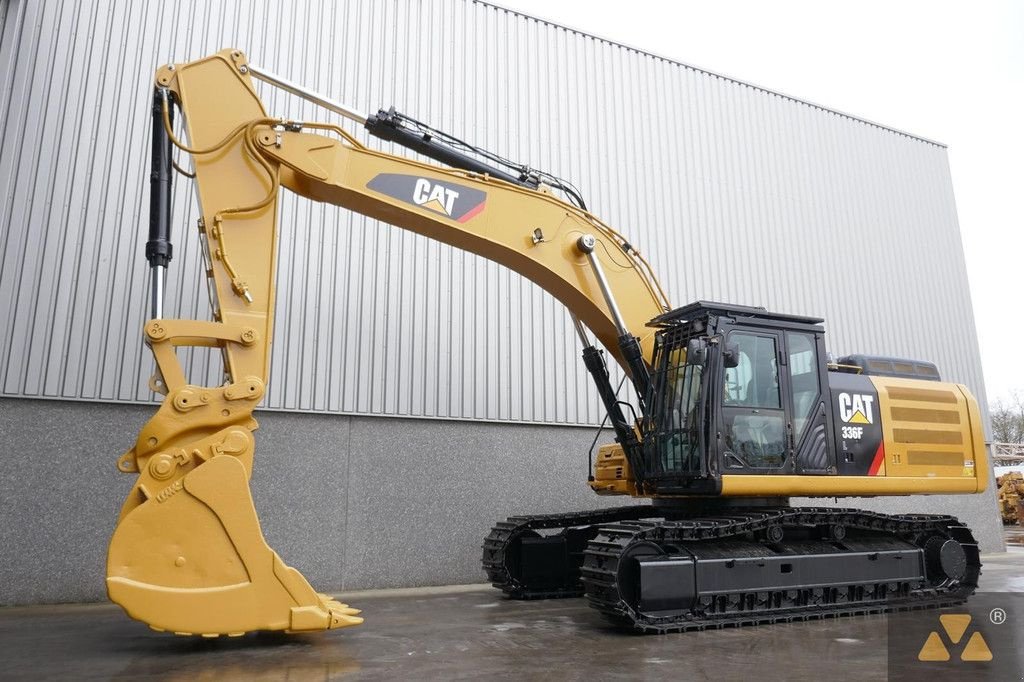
<box><xmin>589</xmin><ymin>443</ymin><xmax>637</xmax><ymax>495</ymax></box>
<box><xmin>872</xmin><ymin>376</ymin><xmax>980</xmax><ymax>484</ymax></box>
<box><xmin>720</xmin><ymin>474</ymin><xmax>978</xmax><ymax>496</ymax></box>
<box><xmin>959</xmin><ymin>383</ymin><xmax>989</xmax><ymax>493</ymax></box>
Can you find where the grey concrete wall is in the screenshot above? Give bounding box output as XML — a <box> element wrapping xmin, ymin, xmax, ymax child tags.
<box><xmin>0</xmin><ymin>397</ymin><xmax>1004</xmax><ymax>606</ymax></box>
<box><xmin>0</xmin><ymin>397</ymin><xmax>622</xmax><ymax>605</ymax></box>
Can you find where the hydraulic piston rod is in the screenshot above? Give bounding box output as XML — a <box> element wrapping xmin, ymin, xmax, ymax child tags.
<box><xmin>577</xmin><ymin>235</ymin><xmax>651</xmax><ymax>399</ymax></box>
<box><xmin>578</xmin><ymin>235</ymin><xmax>627</xmax><ymax>336</ymax></box>
<box><xmin>146</xmin><ymin>88</ymin><xmax>174</xmax><ymax>320</ymax></box>
<box><xmin>248</xmin><ymin>64</ymin><xmax>535</xmax><ymax>189</ymax></box>
<box><xmin>248</xmin><ymin>63</ymin><xmax>368</xmax><ymax>125</ymax></box>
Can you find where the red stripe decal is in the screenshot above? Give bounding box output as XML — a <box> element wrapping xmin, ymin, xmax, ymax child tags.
<box><xmin>867</xmin><ymin>442</ymin><xmax>885</xmax><ymax>476</ymax></box>
<box><xmin>457</xmin><ymin>200</ymin><xmax>486</xmax><ymax>223</ymax></box>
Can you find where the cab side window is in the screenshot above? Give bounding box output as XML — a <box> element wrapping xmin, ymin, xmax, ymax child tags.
<box><xmin>786</xmin><ymin>332</ymin><xmax>819</xmax><ymax>444</ymax></box>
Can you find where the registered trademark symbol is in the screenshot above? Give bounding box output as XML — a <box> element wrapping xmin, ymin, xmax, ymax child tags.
<box><xmin>990</xmin><ymin>607</ymin><xmax>1007</xmax><ymax>625</ymax></box>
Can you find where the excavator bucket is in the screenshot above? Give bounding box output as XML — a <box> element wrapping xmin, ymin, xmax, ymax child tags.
<box><xmin>106</xmin><ymin>380</ymin><xmax>362</xmax><ymax>636</ymax></box>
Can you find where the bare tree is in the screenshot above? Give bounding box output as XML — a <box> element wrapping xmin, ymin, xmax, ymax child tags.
<box><xmin>991</xmin><ymin>391</ymin><xmax>1024</xmax><ymax>443</ymax></box>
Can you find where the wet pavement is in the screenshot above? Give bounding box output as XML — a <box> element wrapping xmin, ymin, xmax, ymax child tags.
<box><xmin>1004</xmin><ymin>524</ymin><xmax>1024</xmax><ymax>547</ymax></box>
<box><xmin>2</xmin><ymin>546</ymin><xmax>1022</xmax><ymax>681</ymax></box>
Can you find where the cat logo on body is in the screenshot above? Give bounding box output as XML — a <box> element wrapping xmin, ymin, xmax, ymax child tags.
<box><xmin>838</xmin><ymin>392</ymin><xmax>874</xmax><ymax>424</ymax></box>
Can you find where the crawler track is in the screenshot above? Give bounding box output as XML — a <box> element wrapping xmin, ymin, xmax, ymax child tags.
<box><xmin>581</xmin><ymin>508</ymin><xmax>979</xmax><ymax>632</ymax></box>
<box><xmin>483</xmin><ymin>506</ymin><xmax>980</xmax><ymax>632</ymax></box>
<box><xmin>482</xmin><ymin>506</ymin><xmax>658</xmax><ymax>599</ymax></box>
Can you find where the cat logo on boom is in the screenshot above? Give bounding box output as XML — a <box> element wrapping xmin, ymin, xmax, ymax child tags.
<box><xmin>838</xmin><ymin>392</ymin><xmax>875</xmax><ymax>424</ymax></box>
<box><xmin>412</xmin><ymin>178</ymin><xmax>459</xmax><ymax>217</ymax></box>
<box><xmin>366</xmin><ymin>173</ymin><xmax>487</xmax><ymax>222</ymax></box>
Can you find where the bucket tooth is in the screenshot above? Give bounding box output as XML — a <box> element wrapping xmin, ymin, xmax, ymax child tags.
<box><xmin>320</xmin><ymin>594</ymin><xmax>362</xmax><ymax>616</ymax></box>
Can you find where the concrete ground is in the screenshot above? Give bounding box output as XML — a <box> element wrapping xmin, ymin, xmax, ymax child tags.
<box><xmin>2</xmin><ymin>538</ymin><xmax>1022</xmax><ymax>681</ymax></box>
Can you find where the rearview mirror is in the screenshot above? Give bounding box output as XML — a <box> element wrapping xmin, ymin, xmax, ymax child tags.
<box><xmin>685</xmin><ymin>338</ymin><xmax>707</xmax><ymax>366</ymax></box>
<box><xmin>722</xmin><ymin>342</ymin><xmax>740</xmax><ymax>369</ymax></box>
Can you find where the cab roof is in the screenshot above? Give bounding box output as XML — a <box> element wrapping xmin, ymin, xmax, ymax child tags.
<box><xmin>648</xmin><ymin>300</ymin><xmax>825</xmax><ymax>329</ymax></box>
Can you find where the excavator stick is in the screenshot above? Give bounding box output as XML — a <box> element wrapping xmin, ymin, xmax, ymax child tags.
<box><xmin>105</xmin><ymin>51</ymin><xmax>361</xmax><ymax>636</ymax></box>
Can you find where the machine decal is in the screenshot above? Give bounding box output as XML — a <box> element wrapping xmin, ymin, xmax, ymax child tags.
<box><xmin>830</xmin><ymin>375</ymin><xmax>884</xmax><ymax>476</ymax></box>
<box><xmin>867</xmin><ymin>442</ymin><xmax>886</xmax><ymax>476</ymax></box>
<box><xmin>367</xmin><ymin>173</ymin><xmax>487</xmax><ymax>222</ymax></box>
<box><xmin>841</xmin><ymin>425</ymin><xmax>865</xmax><ymax>440</ymax></box>
<box><xmin>837</xmin><ymin>392</ymin><xmax>875</xmax><ymax>424</ymax></box>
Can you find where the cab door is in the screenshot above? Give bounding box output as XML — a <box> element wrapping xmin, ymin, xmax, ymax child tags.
<box><xmin>720</xmin><ymin>330</ymin><xmax>792</xmax><ymax>472</ymax></box>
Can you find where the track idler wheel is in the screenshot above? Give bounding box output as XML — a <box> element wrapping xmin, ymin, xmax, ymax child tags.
<box><xmin>924</xmin><ymin>536</ymin><xmax>967</xmax><ymax>584</ymax></box>
<box><xmin>107</xmin><ymin>455</ymin><xmax>362</xmax><ymax>636</ymax></box>
<box><xmin>616</xmin><ymin>541</ymin><xmax>667</xmax><ymax>613</ymax></box>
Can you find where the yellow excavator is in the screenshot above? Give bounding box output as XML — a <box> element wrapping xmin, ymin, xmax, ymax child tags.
<box><xmin>107</xmin><ymin>50</ymin><xmax>988</xmax><ymax>636</ymax></box>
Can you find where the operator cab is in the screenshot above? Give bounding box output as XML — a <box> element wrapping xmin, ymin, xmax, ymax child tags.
<box><xmin>641</xmin><ymin>301</ymin><xmax>835</xmax><ymax>495</ymax></box>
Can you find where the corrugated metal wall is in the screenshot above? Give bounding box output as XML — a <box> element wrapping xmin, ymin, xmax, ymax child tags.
<box><xmin>0</xmin><ymin>0</ymin><xmax>987</xmax><ymax>424</ymax></box>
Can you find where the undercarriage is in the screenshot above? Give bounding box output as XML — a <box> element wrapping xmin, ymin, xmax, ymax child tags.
<box><xmin>483</xmin><ymin>505</ymin><xmax>979</xmax><ymax>632</ymax></box>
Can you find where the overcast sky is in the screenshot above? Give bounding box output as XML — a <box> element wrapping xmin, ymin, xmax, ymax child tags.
<box><xmin>495</xmin><ymin>0</ymin><xmax>1024</xmax><ymax>406</ymax></box>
